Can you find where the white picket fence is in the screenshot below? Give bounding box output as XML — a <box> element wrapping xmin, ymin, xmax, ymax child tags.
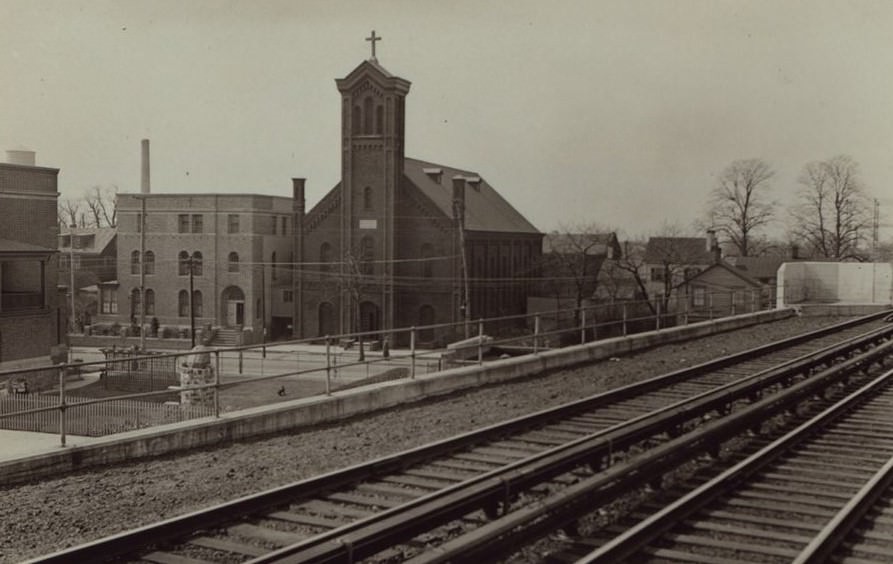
<box><xmin>0</xmin><ymin>394</ymin><xmax>214</xmax><ymax>437</ymax></box>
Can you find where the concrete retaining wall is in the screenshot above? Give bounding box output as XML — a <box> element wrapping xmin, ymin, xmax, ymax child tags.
<box><xmin>0</xmin><ymin>308</ymin><xmax>795</xmax><ymax>484</ymax></box>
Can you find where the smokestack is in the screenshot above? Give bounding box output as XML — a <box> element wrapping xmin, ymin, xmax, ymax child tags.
<box><xmin>451</xmin><ymin>175</ymin><xmax>466</xmax><ymax>221</ymax></box>
<box><xmin>141</xmin><ymin>139</ymin><xmax>150</xmax><ymax>194</ymax></box>
<box><xmin>292</xmin><ymin>178</ymin><xmax>306</xmax><ymax>213</ymax></box>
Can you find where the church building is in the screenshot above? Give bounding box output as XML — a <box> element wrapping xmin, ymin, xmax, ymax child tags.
<box><xmin>293</xmin><ymin>37</ymin><xmax>542</xmax><ymax>344</ymax></box>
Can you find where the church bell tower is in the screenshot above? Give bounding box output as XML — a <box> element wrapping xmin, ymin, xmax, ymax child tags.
<box><xmin>335</xmin><ymin>32</ymin><xmax>411</xmax><ymax>332</ymax></box>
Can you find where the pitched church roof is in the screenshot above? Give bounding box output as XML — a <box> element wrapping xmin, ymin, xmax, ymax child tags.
<box><xmin>403</xmin><ymin>157</ymin><xmax>540</xmax><ymax>235</ymax></box>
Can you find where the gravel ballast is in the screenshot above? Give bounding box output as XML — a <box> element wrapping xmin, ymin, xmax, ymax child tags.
<box><xmin>0</xmin><ymin>316</ymin><xmax>852</xmax><ymax>562</ymax></box>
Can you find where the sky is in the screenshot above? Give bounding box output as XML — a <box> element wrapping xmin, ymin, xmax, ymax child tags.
<box><xmin>2</xmin><ymin>0</ymin><xmax>892</xmax><ymax>240</ymax></box>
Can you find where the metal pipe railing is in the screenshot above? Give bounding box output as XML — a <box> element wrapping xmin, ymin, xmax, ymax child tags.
<box><xmin>0</xmin><ymin>289</ymin><xmax>780</xmax><ymax>443</ymax></box>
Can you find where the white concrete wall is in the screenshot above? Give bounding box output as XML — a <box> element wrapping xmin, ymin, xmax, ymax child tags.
<box><xmin>778</xmin><ymin>262</ymin><xmax>893</xmax><ymax>306</ymax></box>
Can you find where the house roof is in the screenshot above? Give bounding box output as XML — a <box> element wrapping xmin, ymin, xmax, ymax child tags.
<box><xmin>59</xmin><ymin>227</ymin><xmax>116</xmax><ymax>254</ymax></box>
<box><xmin>725</xmin><ymin>256</ymin><xmax>786</xmax><ymax>281</ymax></box>
<box><xmin>0</xmin><ymin>238</ymin><xmax>56</xmax><ymax>253</ymax></box>
<box><xmin>681</xmin><ymin>260</ymin><xmax>764</xmax><ymax>289</ymax></box>
<box><xmin>543</xmin><ymin>232</ymin><xmax>617</xmax><ymax>255</ymax></box>
<box><xmin>644</xmin><ymin>237</ymin><xmax>713</xmax><ymax>264</ymax></box>
<box><xmin>403</xmin><ymin>157</ymin><xmax>540</xmax><ymax>235</ymax></box>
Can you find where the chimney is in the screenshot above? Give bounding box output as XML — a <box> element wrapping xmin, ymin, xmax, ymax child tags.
<box><xmin>706</xmin><ymin>229</ymin><xmax>721</xmax><ymax>263</ymax></box>
<box><xmin>451</xmin><ymin>175</ymin><xmax>466</xmax><ymax>222</ymax></box>
<box><xmin>292</xmin><ymin>178</ymin><xmax>306</xmax><ymax>214</ymax></box>
<box><xmin>140</xmin><ymin>139</ymin><xmax>151</xmax><ymax>194</ymax></box>
<box><xmin>6</xmin><ymin>149</ymin><xmax>36</xmax><ymax>166</ymax></box>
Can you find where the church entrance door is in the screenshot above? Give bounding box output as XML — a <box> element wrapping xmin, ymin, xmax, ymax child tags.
<box><xmin>359</xmin><ymin>301</ymin><xmax>380</xmax><ymax>333</ymax></box>
<box><xmin>227</xmin><ymin>301</ymin><xmax>245</xmax><ymax>326</ymax></box>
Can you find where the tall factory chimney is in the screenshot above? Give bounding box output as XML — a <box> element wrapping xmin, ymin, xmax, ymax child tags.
<box><xmin>141</xmin><ymin>139</ymin><xmax>151</xmax><ymax>194</ymax></box>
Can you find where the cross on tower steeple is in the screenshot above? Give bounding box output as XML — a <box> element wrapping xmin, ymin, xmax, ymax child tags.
<box><xmin>366</xmin><ymin>30</ymin><xmax>381</xmax><ymax>60</ymax></box>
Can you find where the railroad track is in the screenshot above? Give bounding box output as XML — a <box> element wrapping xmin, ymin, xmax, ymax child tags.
<box><xmin>575</xmin><ymin>356</ymin><xmax>893</xmax><ymax>563</ymax></box>
<box><xmin>30</xmin><ymin>312</ymin><xmax>893</xmax><ymax>564</ymax></box>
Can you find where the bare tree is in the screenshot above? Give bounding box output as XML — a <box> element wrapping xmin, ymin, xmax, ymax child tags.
<box><xmin>606</xmin><ymin>226</ymin><xmax>710</xmax><ymax>314</ymax></box>
<box><xmin>83</xmin><ymin>185</ymin><xmax>118</xmax><ymax>227</ymax></box>
<box><xmin>58</xmin><ymin>198</ymin><xmax>82</xmax><ymax>229</ymax></box>
<box><xmin>540</xmin><ymin>223</ymin><xmax>615</xmax><ymax>322</ymax></box>
<box><xmin>706</xmin><ymin>159</ymin><xmax>775</xmax><ymax>257</ymax></box>
<box><xmin>790</xmin><ymin>155</ymin><xmax>871</xmax><ymax>260</ymax></box>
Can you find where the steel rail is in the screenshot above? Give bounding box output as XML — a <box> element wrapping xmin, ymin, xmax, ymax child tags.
<box><xmin>250</xmin><ymin>326</ymin><xmax>893</xmax><ymax>563</ymax></box>
<box><xmin>577</xmin><ymin>359</ymin><xmax>893</xmax><ymax>563</ymax></box>
<box><xmin>26</xmin><ymin>313</ymin><xmax>889</xmax><ymax>564</ymax></box>
<box><xmin>791</xmin><ymin>428</ymin><xmax>893</xmax><ymax>563</ymax></box>
<box><xmin>399</xmin><ymin>340</ymin><xmax>893</xmax><ymax>564</ymax></box>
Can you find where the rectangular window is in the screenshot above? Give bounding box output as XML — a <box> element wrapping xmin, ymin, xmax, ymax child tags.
<box><xmin>281</xmin><ymin>216</ymin><xmax>287</xmax><ymax>236</ymax></box>
<box><xmin>283</xmin><ymin>290</ymin><xmax>293</xmax><ymax>303</ymax></box>
<box><xmin>271</xmin><ymin>215</ymin><xmax>277</xmax><ymax>235</ymax></box>
<box><xmin>693</xmin><ymin>287</ymin><xmax>705</xmax><ymax>307</ymax></box>
<box><xmin>228</xmin><ymin>214</ymin><xmax>240</xmax><ymax>234</ymax></box>
<box><xmin>178</xmin><ymin>214</ymin><xmax>189</xmax><ymax>233</ymax></box>
<box><xmin>192</xmin><ymin>214</ymin><xmax>203</xmax><ymax>233</ymax></box>
<box><xmin>101</xmin><ymin>289</ymin><xmax>118</xmax><ymax>314</ymax></box>
<box><xmin>650</xmin><ymin>267</ymin><xmax>665</xmax><ymax>282</ymax></box>
<box><xmin>136</xmin><ymin>213</ymin><xmax>143</xmax><ymax>233</ymax></box>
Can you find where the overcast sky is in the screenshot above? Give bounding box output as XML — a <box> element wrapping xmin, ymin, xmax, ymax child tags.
<box><xmin>2</xmin><ymin>0</ymin><xmax>892</xmax><ymax>239</ymax></box>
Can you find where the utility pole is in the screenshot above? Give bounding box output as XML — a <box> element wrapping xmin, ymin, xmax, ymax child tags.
<box><xmin>452</xmin><ymin>176</ymin><xmax>470</xmax><ymax>338</ymax></box>
<box><xmin>188</xmin><ymin>256</ymin><xmax>196</xmax><ymax>348</ymax></box>
<box><xmin>68</xmin><ymin>224</ymin><xmax>76</xmax><ymax>337</ymax></box>
<box><xmin>139</xmin><ymin>196</ymin><xmax>146</xmax><ymax>352</ymax></box>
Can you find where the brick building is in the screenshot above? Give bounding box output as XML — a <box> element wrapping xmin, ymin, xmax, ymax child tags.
<box><xmin>0</xmin><ymin>151</ymin><xmax>61</xmax><ymax>368</ymax></box>
<box><xmin>293</xmin><ymin>56</ymin><xmax>542</xmax><ymax>343</ymax></box>
<box><xmin>100</xmin><ymin>194</ymin><xmax>295</xmax><ymax>342</ymax></box>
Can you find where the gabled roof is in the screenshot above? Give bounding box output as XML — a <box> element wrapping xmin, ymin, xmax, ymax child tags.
<box><xmin>335</xmin><ymin>59</ymin><xmax>411</xmax><ymax>95</ymax></box>
<box><xmin>644</xmin><ymin>237</ymin><xmax>713</xmax><ymax>264</ymax></box>
<box><xmin>0</xmin><ymin>238</ymin><xmax>56</xmax><ymax>253</ymax></box>
<box><xmin>725</xmin><ymin>256</ymin><xmax>786</xmax><ymax>281</ymax></box>
<box><xmin>403</xmin><ymin>157</ymin><xmax>540</xmax><ymax>235</ymax></box>
<box><xmin>681</xmin><ymin>260</ymin><xmax>763</xmax><ymax>289</ymax></box>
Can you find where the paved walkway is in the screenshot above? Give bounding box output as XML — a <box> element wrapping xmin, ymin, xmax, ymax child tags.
<box><xmin>0</xmin><ymin>429</ymin><xmax>101</xmax><ymax>462</ymax></box>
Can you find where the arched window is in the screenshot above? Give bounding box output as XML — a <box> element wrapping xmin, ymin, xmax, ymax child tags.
<box><xmin>375</xmin><ymin>105</ymin><xmax>384</xmax><ymax>135</ymax></box>
<box><xmin>419</xmin><ymin>305</ymin><xmax>435</xmax><ymax>342</ymax></box>
<box><xmin>228</xmin><ymin>252</ymin><xmax>239</xmax><ymax>273</ymax></box>
<box><xmin>144</xmin><ymin>251</ymin><xmax>155</xmax><ymax>275</ymax></box>
<box><xmin>193</xmin><ymin>290</ymin><xmax>203</xmax><ymax>317</ymax></box>
<box><xmin>363</xmin><ymin>186</ymin><xmax>373</xmax><ymax>210</ymax></box>
<box><xmin>363</xmin><ymin>97</ymin><xmax>373</xmax><ymax>133</ymax></box>
<box><xmin>144</xmin><ymin>289</ymin><xmax>155</xmax><ymax>315</ymax></box>
<box><xmin>360</xmin><ymin>236</ymin><xmax>374</xmax><ymax>275</ymax></box>
<box><xmin>178</xmin><ymin>251</ymin><xmax>189</xmax><ymax>276</ymax></box>
<box><xmin>421</xmin><ymin>243</ymin><xmax>434</xmax><ymax>278</ymax></box>
<box><xmin>130</xmin><ymin>288</ymin><xmax>141</xmax><ymax>316</ymax></box>
<box><xmin>130</xmin><ymin>250</ymin><xmax>140</xmax><ymax>275</ymax></box>
<box><xmin>271</xmin><ymin>251</ymin><xmax>277</xmax><ymax>280</ymax></box>
<box><xmin>178</xmin><ymin>290</ymin><xmax>189</xmax><ymax>317</ymax></box>
<box><xmin>320</xmin><ymin>242</ymin><xmax>332</xmax><ymax>273</ymax></box>
<box><xmin>191</xmin><ymin>251</ymin><xmax>203</xmax><ymax>276</ymax></box>
<box><xmin>352</xmin><ymin>105</ymin><xmax>362</xmax><ymax>134</ymax></box>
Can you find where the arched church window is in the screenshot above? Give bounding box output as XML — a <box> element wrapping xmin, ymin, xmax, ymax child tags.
<box><xmin>363</xmin><ymin>97</ymin><xmax>373</xmax><ymax>133</ymax></box>
<box><xmin>375</xmin><ymin>105</ymin><xmax>384</xmax><ymax>135</ymax></box>
<box><xmin>363</xmin><ymin>186</ymin><xmax>373</xmax><ymax>210</ymax></box>
<box><xmin>421</xmin><ymin>243</ymin><xmax>434</xmax><ymax>278</ymax></box>
<box><xmin>352</xmin><ymin>105</ymin><xmax>362</xmax><ymax>134</ymax></box>
<box><xmin>228</xmin><ymin>252</ymin><xmax>239</xmax><ymax>272</ymax></box>
<box><xmin>360</xmin><ymin>236</ymin><xmax>374</xmax><ymax>275</ymax></box>
<box><xmin>178</xmin><ymin>251</ymin><xmax>189</xmax><ymax>276</ymax></box>
<box><xmin>320</xmin><ymin>242</ymin><xmax>332</xmax><ymax>273</ymax></box>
